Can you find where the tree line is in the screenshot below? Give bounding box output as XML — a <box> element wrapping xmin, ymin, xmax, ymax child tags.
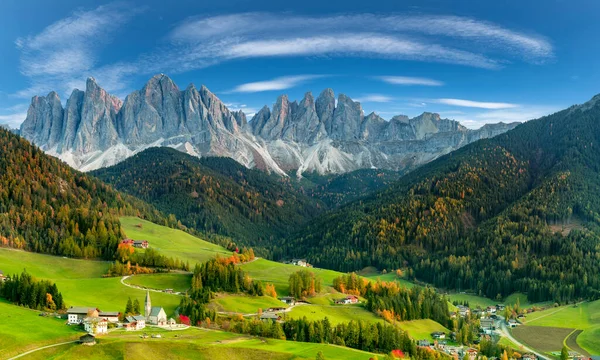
<box><xmin>0</xmin><ymin>270</ymin><xmax>64</xmax><ymax>310</ymax></box>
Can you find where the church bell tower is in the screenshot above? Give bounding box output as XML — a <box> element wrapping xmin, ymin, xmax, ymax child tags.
<box><xmin>145</xmin><ymin>290</ymin><xmax>151</xmax><ymax>318</ymax></box>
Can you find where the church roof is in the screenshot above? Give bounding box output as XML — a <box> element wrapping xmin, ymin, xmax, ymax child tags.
<box><xmin>149</xmin><ymin>306</ymin><xmax>165</xmax><ymax>317</ymax></box>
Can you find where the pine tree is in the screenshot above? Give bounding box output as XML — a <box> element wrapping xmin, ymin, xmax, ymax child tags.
<box><xmin>133</xmin><ymin>298</ymin><xmax>141</xmax><ymax>314</ymax></box>
<box><xmin>125</xmin><ymin>297</ymin><xmax>134</xmax><ymax>315</ymax></box>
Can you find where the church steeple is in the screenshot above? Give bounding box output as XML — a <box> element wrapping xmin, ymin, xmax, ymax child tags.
<box><xmin>145</xmin><ymin>290</ymin><xmax>151</xmax><ymax>318</ymax></box>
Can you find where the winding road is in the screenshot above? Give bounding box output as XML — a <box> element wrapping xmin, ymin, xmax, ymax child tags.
<box><xmin>498</xmin><ymin>320</ymin><xmax>550</xmax><ymax>360</ymax></box>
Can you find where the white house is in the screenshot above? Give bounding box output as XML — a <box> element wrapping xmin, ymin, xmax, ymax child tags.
<box><xmin>124</xmin><ymin>315</ymin><xmax>146</xmax><ymax>331</ymax></box>
<box><xmin>83</xmin><ymin>317</ymin><xmax>108</xmax><ymax>335</ymax></box>
<box><xmin>67</xmin><ymin>307</ymin><xmax>98</xmax><ymax>324</ymax></box>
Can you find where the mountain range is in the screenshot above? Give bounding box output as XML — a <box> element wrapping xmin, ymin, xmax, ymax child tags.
<box><xmin>19</xmin><ymin>74</ymin><xmax>518</xmax><ymax>175</ymax></box>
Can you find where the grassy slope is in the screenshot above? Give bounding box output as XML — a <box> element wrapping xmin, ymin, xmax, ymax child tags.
<box><xmin>0</xmin><ymin>248</ymin><xmax>181</xmax><ymax>317</ymax></box>
<box><xmin>125</xmin><ymin>273</ymin><xmax>192</xmax><ymax>293</ymax></box>
<box><xmin>22</xmin><ymin>327</ymin><xmax>378</xmax><ymax>360</ymax></box>
<box><xmin>210</xmin><ymin>294</ymin><xmax>288</xmax><ymax>314</ymax></box>
<box><xmin>398</xmin><ymin>319</ymin><xmax>452</xmax><ymax>341</ymax></box>
<box><xmin>0</xmin><ymin>300</ymin><xmax>84</xmax><ymax>359</ymax></box>
<box><xmin>520</xmin><ymin>301</ymin><xmax>600</xmax><ymax>355</ymax></box>
<box><xmin>285</xmin><ymin>304</ymin><xmax>383</xmax><ymax>325</ymax></box>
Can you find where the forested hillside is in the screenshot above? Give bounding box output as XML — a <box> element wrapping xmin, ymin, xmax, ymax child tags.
<box><xmin>92</xmin><ymin>147</ymin><xmax>323</xmax><ymax>254</ymax></box>
<box><xmin>287</xmin><ymin>95</ymin><xmax>600</xmax><ymax>303</ymax></box>
<box><xmin>0</xmin><ymin>127</ymin><xmax>165</xmax><ymax>259</ymax></box>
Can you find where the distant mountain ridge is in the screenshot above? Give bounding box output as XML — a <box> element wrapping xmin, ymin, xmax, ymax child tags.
<box><xmin>19</xmin><ymin>74</ymin><xmax>519</xmax><ymax>175</ymax></box>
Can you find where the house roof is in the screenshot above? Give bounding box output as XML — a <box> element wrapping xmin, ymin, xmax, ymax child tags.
<box><xmin>280</xmin><ymin>296</ymin><xmax>295</xmax><ymax>300</ymax></box>
<box><xmin>67</xmin><ymin>307</ymin><xmax>97</xmax><ymax>314</ymax></box>
<box><xmin>99</xmin><ymin>311</ymin><xmax>120</xmax><ymax>316</ymax></box>
<box><xmin>80</xmin><ymin>333</ymin><xmax>96</xmax><ymax>342</ymax></box>
<box><xmin>83</xmin><ymin>317</ymin><xmax>107</xmax><ymax>323</ymax></box>
<box><xmin>150</xmin><ymin>306</ymin><xmax>165</xmax><ymax>317</ymax></box>
<box><xmin>260</xmin><ymin>313</ymin><xmax>279</xmax><ymax>319</ymax></box>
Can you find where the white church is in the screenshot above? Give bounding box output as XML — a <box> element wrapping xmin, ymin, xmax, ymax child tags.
<box><xmin>144</xmin><ymin>290</ymin><xmax>168</xmax><ymax>325</ymax></box>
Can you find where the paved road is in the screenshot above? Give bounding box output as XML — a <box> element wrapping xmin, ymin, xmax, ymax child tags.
<box><xmin>498</xmin><ymin>321</ymin><xmax>550</xmax><ymax>360</ymax></box>
<box><xmin>7</xmin><ymin>340</ymin><xmax>78</xmax><ymax>360</ymax></box>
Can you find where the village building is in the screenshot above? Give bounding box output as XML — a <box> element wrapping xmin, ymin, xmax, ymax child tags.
<box><xmin>260</xmin><ymin>313</ymin><xmax>281</xmax><ymax>323</ymax></box>
<box><xmin>467</xmin><ymin>348</ymin><xmax>478</xmax><ymax>360</ymax></box>
<box><xmin>457</xmin><ymin>305</ymin><xmax>470</xmax><ymax>317</ymax></box>
<box><xmin>124</xmin><ymin>315</ymin><xmax>146</xmax><ymax>331</ymax></box>
<box><xmin>417</xmin><ymin>340</ymin><xmax>431</xmax><ymax>347</ymax></box>
<box><xmin>167</xmin><ymin>318</ymin><xmax>177</xmax><ymax>326</ymax></box>
<box><xmin>0</xmin><ymin>270</ymin><xmax>6</xmax><ymax>282</ymax></box>
<box><xmin>486</xmin><ymin>306</ymin><xmax>497</xmax><ymax>314</ymax></box>
<box><xmin>431</xmin><ymin>331</ymin><xmax>446</xmax><ymax>340</ymax></box>
<box><xmin>99</xmin><ymin>311</ymin><xmax>120</xmax><ymax>323</ymax></box>
<box><xmin>67</xmin><ymin>307</ymin><xmax>99</xmax><ymax>324</ymax></box>
<box><xmin>496</xmin><ymin>304</ymin><xmax>506</xmax><ymax>311</ymax></box>
<box><xmin>508</xmin><ymin>319</ymin><xmax>518</xmax><ymax>328</ymax></box>
<box><xmin>280</xmin><ymin>296</ymin><xmax>296</xmax><ymax>305</ymax></box>
<box><xmin>133</xmin><ymin>240</ymin><xmax>149</xmax><ymax>249</ymax></box>
<box><xmin>79</xmin><ymin>333</ymin><xmax>96</xmax><ymax>346</ymax></box>
<box><xmin>120</xmin><ymin>239</ymin><xmax>135</xmax><ymax>246</ymax></box>
<box><xmin>480</xmin><ymin>318</ymin><xmax>495</xmax><ymax>334</ymax></box>
<box><xmin>335</xmin><ymin>295</ymin><xmax>359</xmax><ymax>305</ymax></box>
<box><xmin>291</xmin><ymin>259</ymin><xmax>308</xmax><ymax>267</ymax></box>
<box><xmin>145</xmin><ymin>290</ymin><xmax>167</xmax><ymax>325</ymax></box>
<box><xmin>83</xmin><ymin>317</ymin><xmax>108</xmax><ymax>335</ymax></box>
<box><xmin>522</xmin><ymin>353</ymin><xmax>537</xmax><ymax>360</ymax></box>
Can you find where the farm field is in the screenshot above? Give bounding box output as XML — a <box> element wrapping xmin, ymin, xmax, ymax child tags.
<box><xmin>398</xmin><ymin>319</ymin><xmax>451</xmax><ymax>341</ymax></box>
<box><xmin>519</xmin><ymin>300</ymin><xmax>600</xmax><ymax>355</ymax></box>
<box><xmin>511</xmin><ymin>326</ymin><xmax>574</xmax><ymax>353</ymax></box>
<box><xmin>125</xmin><ymin>273</ymin><xmax>192</xmax><ymax>293</ymax></box>
<box><xmin>20</xmin><ymin>327</ymin><xmax>379</xmax><ymax>360</ymax></box>
<box><xmin>285</xmin><ymin>303</ymin><xmax>383</xmax><ymax>325</ymax></box>
<box><xmin>210</xmin><ymin>294</ymin><xmax>287</xmax><ymax>314</ymax></box>
<box><xmin>0</xmin><ymin>300</ymin><xmax>84</xmax><ymax>359</ymax></box>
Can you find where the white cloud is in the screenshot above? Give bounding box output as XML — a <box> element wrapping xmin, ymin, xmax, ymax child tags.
<box><xmin>230</xmin><ymin>75</ymin><xmax>323</xmax><ymax>93</ymax></box>
<box><xmin>450</xmin><ymin>106</ymin><xmax>560</xmax><ymax>129</ymax></box>
<box><xmin>378</xmin><ymin>76</ymin><xmax>444</xmax><ymax>86</ymax></box>
<box><xmin>0</xmin><ymin>112</ymin><xmax>27</xmax><ymax>128</ymax></box>
<box><xmin>434</xmin><ymin>98</ymin><xmax>519</xmax><ymax>109</ymax></box>
<box><xmin>355</xmin><ymin>94</ymin><xmax>394</xmax><ymax>103</ymax></box>
<box><xmin>14</xmin><ymin>3</ymin><xmax>140</xmax><ymax>98</ymax></box>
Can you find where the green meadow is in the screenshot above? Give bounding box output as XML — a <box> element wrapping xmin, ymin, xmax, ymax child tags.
<box><xmin>18</xmin><ymin>327</ymin><xmax>379</xmax><ymax>360</ymax></box>
<box><xmin>0</xmin><ymin>300</ymin><xmax>84</xmax><ymax>359</ymax></box>
<box><xmin>398</xmin><ymin>319</ymin><xmax>452</xmax><ymax>341</ymax></box>
<box><xmin>0</xmin><ymin>248</ymin><xmax>182</xmax><ymax>317</ymax></box>
<box><xmin>285</xmin><ymin>304</ymin><xmax>383</xmax><ymax>325</ymax></box>
<box><xmin>125</xmin><ymin>273</ymin><xmax>192</xmax><ymax>293</ymax></box>
<box><xmin>210</xmin><ymin>294</ymin><xmax>288</xmax><ymax>314</ymax></box>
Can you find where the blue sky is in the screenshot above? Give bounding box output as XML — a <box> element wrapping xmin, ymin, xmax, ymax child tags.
<box><xmin>1</xmin><ymin>0</ymin><xmax>599</xmax><ymax>129</ymax></box>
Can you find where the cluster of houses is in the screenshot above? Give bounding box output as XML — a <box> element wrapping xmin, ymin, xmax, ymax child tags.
<box><xmin>68</xmin><ymin>291</ymin><xmax>174</xmax><ymax>336</ymax></box>
<box><xmin>282</xmin><ymin>259</ymin><xmax>312</xmax><ymax>267</ymax></box>
<box><xmin>120</xmin><ymin>239</ymin><xmax>149</xmax><ymax>249</ymax></box>
<box><xmin>0</xmin><ymin>270</ymin><xmax>7</xmax><ymax>282</ymax></box>
<box><xmin>334</xmin><ymin>295</ymin><xmax>359</xmax><ymax>305</ymax></box>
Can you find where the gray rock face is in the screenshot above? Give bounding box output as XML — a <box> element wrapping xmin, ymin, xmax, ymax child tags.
<box><xmin>19</xmin><ymin>74</ymin><xmax>519</xmax><ymax>176</ymax></box>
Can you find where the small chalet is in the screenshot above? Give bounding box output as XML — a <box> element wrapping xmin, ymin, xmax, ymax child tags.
<box><xmin>124</xmin><ymin>315</ymin><xmax>146</xmax><ymax>331</ymax></box>
<box><xmin>486</xmin><ymin>306</ymin><xmax>497</xmax><ymax>314</ymax></box>
<box><xmin>291</xmin><ymin>259</ymin><xmax>308</xmax><ymax>267</ymax></box>
<box><xmin>522</xmin><ymin>354</ymin><xmax>538</xmax><ymax>360</ymax></box>
<box><xmin>335</xmin><ymin>295</ymin><xmax>359</xmax><ymax>305</ymax></box>
<box><xmin>496</xmin><ymin>304</ymin><xmax>506</xmax><ymax>311</ymax></box>
<box><xmin>480</xmin><ymin>318</ymin><xmax>495</xmax><ymax>334</ymax></box>
<box><xmin>99</xmin><ymin>311</ymin><xmax>120</xmax><ymax>323</ymax></box>
<box><xmin>431</xmin><ymin>331</ymin><xmax>446</xmax><ymax>340</ymax></box>
<box><xmin>67</xmin><ymin>307</ymin><xmax>99</xmax><ymax>324</ymax></box>
<box><xmin>133</xmin><ymin>240</ymin><xmax>149</xmax><ymax>249</ymax></box>
<box><xmin>280</xmin><ymin>297</ymin><xmax>296</xmax><ymax>305</ymax></box>
<box><xmin>83</xmin><ymin>317</ymin><xmax>108</xmax><ymax>335</ymax></box>
<box><xmin>260</xmin><ymin>313</ymin><xmax>281</xmax><ymax>323</ymax></box>
<box><xmin>417</xmin><ymin>340</ymin><xmax>431</xmax><ymax>347</ymax></box>
<box><xmin>167</xmin><ymin>318</ymin><xmax>177</xmax><ymax>326</ymax></box>
<box><xmin>79</xmin><ymin>333</ymin><xmax>96</xmax><ymax>346</ymax></box>
<box><xmin>467</xmin><ymin>348</ymin><xmax>478</xmax><ymax>360</ymax></box>
<box><xmin>508</xmin><ymin>319</ymin><xmax>518</xmax><ymax>328</ymax></box>
<box><xmin>457</xmin><ymin>305</ymin><xmax>470</xmax><ymax>317</ymax></box>
<box><xmin>0</xmin><ymin>270</ymin><xmax>6</xmax><ymax>282</ymax></box>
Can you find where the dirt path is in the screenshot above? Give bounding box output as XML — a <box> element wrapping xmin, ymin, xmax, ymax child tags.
<box><xmin>565</xmin><ymin>329</ymin><xmax>590</xmax><ymax>356</ymax></box>
<box><xmin>120</xmin><ymin>275</ymin><xmax>183</xmax><ymax>295</ymax></box>
<box><xmin>7</xmin><ymin>340</ymin><xmax>78</xmax><ymax>360</ymax></box>
<box><xmin>216</xmin><ymin>301</ymin><xmax>309</xmax><ymax>317</ymax></box>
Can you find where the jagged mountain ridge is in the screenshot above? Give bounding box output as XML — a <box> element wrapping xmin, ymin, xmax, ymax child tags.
<box><xmin>20</xmin><ymin>74</ymin><xmax>519</xmax><ymax>175</ymax></box>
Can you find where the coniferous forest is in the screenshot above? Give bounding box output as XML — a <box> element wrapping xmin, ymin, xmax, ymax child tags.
<box><xmin>287</xmin><ymin>100</ymin><xmax>600</xmax><ymax>303</ymax></box>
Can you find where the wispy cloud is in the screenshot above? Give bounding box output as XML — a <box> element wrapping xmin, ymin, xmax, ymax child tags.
<box><xmin>434</xmin><ymin>98</ymin><xmax>519</xmax><ymax>109</ymax></box>
<box><xmin>230</xmin><ymin>75</ymin><xmax>323</xmax><ymax>93</ymax></box>
<box><xmin>451</xmin><ymin>106</ymin><xmax>560</xmax><ymax>129</ymax></box>
<box><xmin>355</xmin><ymin>94</ymin><xmax>394</xmax><ymax>103</ymax></box>
<box><xmin>14</xmin><ymin>3</ymin><xmax>141</xmax><ymax>98</ymax></box>
<box><xmin>377</xmin><ymin>76</ymin><xmax>444</xmax><ymax>86</ymax></box>
<box><xmin>0</xmin><ymin>112</ymin><xmax>27</xmax><ymax>128</ymax></box>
